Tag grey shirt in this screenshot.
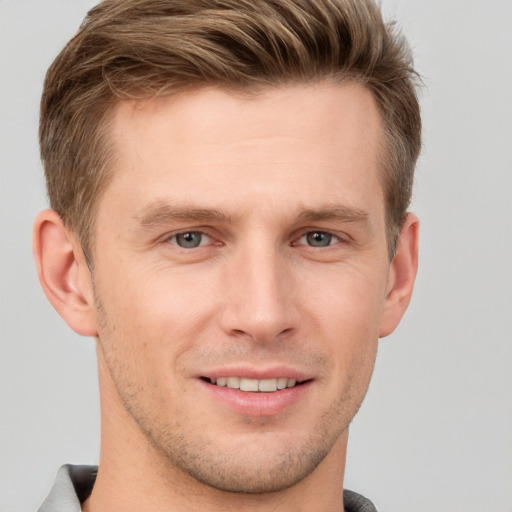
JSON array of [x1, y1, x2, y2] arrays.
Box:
[[39, 464, 378, 512]]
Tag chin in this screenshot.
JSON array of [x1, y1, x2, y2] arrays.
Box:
[[150, 420, 344, 494], [175, 445, 329, 494]]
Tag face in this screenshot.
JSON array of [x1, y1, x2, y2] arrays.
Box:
[[91, 83, 393, 492]]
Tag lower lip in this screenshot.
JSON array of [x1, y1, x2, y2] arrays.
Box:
[[200, 380, 313, 417]]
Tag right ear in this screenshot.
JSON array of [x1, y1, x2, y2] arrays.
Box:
[[33, 209, 98, 337]]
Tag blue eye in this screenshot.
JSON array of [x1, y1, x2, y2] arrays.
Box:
[[171, 231, 208, 249], [300, 231, 337, 247]]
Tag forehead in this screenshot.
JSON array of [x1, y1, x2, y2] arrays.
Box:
[[104, 82, 385, 220], [112, 81, 382, 151]]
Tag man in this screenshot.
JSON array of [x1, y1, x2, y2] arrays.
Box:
[[33, 0, 420, 510]]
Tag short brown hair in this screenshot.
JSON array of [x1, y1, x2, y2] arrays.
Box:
[[40, 0, 421, 261]]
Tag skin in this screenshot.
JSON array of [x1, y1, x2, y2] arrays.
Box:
[[34, 82, 419, 512]]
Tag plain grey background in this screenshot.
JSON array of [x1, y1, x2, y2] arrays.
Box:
[[1, 1, 511, 511]]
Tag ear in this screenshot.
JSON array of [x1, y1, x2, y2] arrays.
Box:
[[379, 213, 419, 338], [33, 209, 98, 337]]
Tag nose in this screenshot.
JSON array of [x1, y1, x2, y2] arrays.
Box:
[[218, 242, 299, 344]]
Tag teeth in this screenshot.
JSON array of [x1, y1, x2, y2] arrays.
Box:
[[240, 378, 259, 392], [226, 377, 240, 389], [208, 376, 301, 392], [277, 377, 288, 389], [258, 379, 277, 392]]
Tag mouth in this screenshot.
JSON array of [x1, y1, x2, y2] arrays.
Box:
[[201, 376, 309, 393], [199, 371, 313, 416]]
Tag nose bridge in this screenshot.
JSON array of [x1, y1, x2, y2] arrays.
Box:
[[220, 235, 296, 342]]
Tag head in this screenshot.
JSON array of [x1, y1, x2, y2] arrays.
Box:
[[35, 0, 421, 505], [40, 0, 420, 264]]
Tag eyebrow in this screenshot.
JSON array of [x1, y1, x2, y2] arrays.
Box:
[[135, 201, 233, 227], [296, 206, 370, 225]]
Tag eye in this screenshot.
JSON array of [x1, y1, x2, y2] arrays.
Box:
[[298, 231, 339, 248], [169, 231, 211, 249]]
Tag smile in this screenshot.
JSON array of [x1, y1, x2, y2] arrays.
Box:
[[204, 376, 303, 392]]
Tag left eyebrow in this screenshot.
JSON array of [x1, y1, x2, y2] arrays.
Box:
[[296, 205, 370, 225]]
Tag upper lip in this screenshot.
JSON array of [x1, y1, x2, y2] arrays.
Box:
[[197, 365, 312, 382]]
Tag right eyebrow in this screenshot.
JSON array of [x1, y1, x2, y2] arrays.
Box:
[[134, 201, 233, 227]]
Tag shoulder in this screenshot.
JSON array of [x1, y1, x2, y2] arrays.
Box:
[[343, 489, 378, 512], [38, 465, 97, 512]]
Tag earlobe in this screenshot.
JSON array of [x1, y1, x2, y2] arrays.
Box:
[[379, 213, 419, 338], [33, 209, 98, 337]]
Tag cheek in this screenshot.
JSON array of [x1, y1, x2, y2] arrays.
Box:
[[304, 260, 387, 324], [302, 264, 386, 370], [94, 262, 218, 368]]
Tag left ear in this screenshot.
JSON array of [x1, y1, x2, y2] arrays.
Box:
[[379, 213, 419, 338]]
